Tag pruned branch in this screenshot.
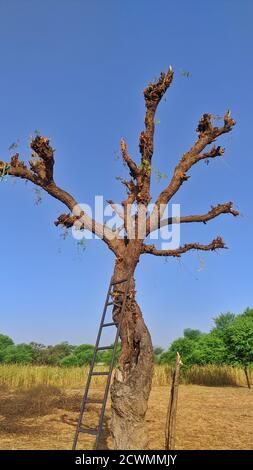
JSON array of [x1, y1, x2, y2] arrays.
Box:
[[0, 137, 118, 252], [143, 66, 174, 117], [141, 67, 174, 164], [1, 68, 238, 259], [147, 202, 239, 234], [137, 67, 174, 205], [120, 138, 140, 181], [157, 112, 234, 205], [141, 236, 226, 257], [118, 67, 174, 236], [29, 135, 55, 183], [147, 110, 235, 227]]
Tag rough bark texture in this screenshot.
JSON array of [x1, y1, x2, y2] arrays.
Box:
[[110, 251, 154, 450]]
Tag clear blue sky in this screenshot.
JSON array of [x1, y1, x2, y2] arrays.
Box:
[[0, 0, 252, 349]]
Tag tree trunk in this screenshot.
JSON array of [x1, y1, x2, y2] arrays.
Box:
[[110, 252, 154, 449], [244, 367, 251, 389]]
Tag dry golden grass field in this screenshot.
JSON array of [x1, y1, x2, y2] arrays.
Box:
[[0, 365, 252, 450]]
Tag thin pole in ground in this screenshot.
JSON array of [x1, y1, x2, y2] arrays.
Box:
[[165, 351, 182, 450]]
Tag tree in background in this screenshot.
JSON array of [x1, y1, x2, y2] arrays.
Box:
[[0, 334, 121, 368], [223, 312, 253, 388], [160, 329, 204, 365], [213, 312, 236, 331], [160, 309, 252, 388], [60, 344, 94, 367], [0, 68, 238, 449], [0, 334, 14, 350], [0, 334, 14, 362], [160, 318, 233, 367], [60, 343, 121, 367], [189, 331, 227, 365], [153, 346, 164, 363], [29, 341, 74, 365], [243, 308, 253, 319], [183, 328, 202, 341], [29, 342, 47, 364], [1, 343, 33, 364], [0, 334, 33, 364]]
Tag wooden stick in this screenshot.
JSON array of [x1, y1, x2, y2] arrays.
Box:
[[165, 352, 182, 450], [244, 366, 251, 389]]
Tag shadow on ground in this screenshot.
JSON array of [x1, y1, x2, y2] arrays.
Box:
[[0, 384, 111, 449]]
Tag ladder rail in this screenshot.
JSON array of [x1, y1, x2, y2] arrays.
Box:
[[72, 277, 114, 450], [72, 275, 131, 450], [95, 276, 131, 449]]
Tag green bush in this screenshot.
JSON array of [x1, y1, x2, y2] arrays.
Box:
[[2, 344, 33, 364]]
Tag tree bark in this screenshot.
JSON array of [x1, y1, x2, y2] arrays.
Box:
[[244, 367, 251, 389], [110, 252, 154, 450]]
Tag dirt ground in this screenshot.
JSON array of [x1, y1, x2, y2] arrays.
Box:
[[0, 384, 252, 450]]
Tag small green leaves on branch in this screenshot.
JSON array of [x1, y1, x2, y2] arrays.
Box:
[[155, 169, 167, 184], [139, 159, 151, 175]]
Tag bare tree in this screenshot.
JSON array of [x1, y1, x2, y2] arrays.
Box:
[[0, 67, 239, 449]]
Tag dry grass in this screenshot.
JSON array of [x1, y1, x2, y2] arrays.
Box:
[[0, 364, 251, 389], [148, 385, 253, 450], [0, 364, 252, 450], [0, 364, 109, 389], [0, 383, 252, 450], [182, 365, 250, 386]]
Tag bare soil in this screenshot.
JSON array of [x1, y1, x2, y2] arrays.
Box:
[[0, 384, 252, 450]]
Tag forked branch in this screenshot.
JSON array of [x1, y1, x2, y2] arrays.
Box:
[[120, 67, 174, 206], [142, 236, 226, 257], [147, 201, 239, 234], [153, 111, 235, 213], [0, 136, 117, 251]]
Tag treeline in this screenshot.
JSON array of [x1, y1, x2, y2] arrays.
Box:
[[157, 308, 253, 387], [0, 337, 121, 367], [1, 308, 252, 374]]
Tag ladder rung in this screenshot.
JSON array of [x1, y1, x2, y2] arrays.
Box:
[[109, 289, 125, 296], [73, 275, 130, 450], [102, 322, 117, 327], [107, 301, 122, 307], [92, 371, 109, 376], [79, 427, 97, 436], [111, 278, 128, 285], [85, 398, 104, 404]]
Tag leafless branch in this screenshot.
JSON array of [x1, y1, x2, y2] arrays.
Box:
[[137, 67, 174, 205], [152, 111, 235, 215], [147, 201, 239, 234], [144, 111, 236, 234], [141, 236, 226, 257], [0, 136, 117, 252]]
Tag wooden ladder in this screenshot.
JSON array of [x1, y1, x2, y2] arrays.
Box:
[[72, 275, 131, 450]]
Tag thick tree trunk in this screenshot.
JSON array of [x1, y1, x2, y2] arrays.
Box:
[[110, 252, 154, 449]]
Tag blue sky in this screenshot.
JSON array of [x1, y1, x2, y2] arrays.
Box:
[[0, 0, 252, 349]]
